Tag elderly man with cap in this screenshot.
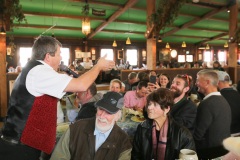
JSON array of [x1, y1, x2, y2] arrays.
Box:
[[217, 71, 240, 137], [50, 92, 132, 160]]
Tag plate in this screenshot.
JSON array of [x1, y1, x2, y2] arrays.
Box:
[[57, 123, 70, 133], [131, 116, 145, 122]]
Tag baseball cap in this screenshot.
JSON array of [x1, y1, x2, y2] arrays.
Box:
[[217, 71, 230, 81], [95, 91, 124, 114]]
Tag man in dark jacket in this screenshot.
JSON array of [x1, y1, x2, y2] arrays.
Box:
[[217, 71, 240, 136], [51, 92, 132, 160], [194, 69, 231, 159], [170, 74, 197, 133], [75, 82, 102, 120]]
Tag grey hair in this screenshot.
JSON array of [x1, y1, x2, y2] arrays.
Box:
[[31, 36, 62, 60], [197, 69, 219, 86]]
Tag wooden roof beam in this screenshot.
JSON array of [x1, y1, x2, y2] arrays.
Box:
[[87, 0, 139, 39], [198, 33, 229, 44], [164, 6, 227, 37]]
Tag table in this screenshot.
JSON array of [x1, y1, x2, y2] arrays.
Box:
[[117, 115, 141, 139]]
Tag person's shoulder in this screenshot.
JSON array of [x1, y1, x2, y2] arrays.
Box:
[[124, 90, 134, 96], [73, 117, 95, 126], [184, 99, 197, 108], [123, 79, 128, 84], [82, 101, 96, 108], [170, 117, 192, 134]]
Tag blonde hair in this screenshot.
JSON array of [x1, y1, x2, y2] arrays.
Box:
[[110, 79, 122, 89]]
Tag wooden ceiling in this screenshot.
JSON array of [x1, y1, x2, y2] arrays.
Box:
[[7, 0, 240, 46]]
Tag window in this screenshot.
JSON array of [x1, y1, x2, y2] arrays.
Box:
[[186, 55, 193, 62], [178, 55, 185, 63], [218, 50, 226, 62], [19, 47, 32, 67], [61, 48, 70, 66], [126, 49, 137, 66], [100, 49, 114, 60], [19, 47, 70, 67], [203, 50, 212, 62]]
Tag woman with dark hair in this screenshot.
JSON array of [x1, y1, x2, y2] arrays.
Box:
[[213, 61, 224, 71], [131, 88, 195, 160], [159, 73, 171, 88]]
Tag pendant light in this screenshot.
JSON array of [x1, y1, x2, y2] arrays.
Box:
[[224, 42, 228, 48], [112, 40, 117, 47], [0, 26, 6, 34], [205, 44, 210, 50], [126, 9, 131, 45], [181, 41, 186, 47], [157, 37, 162, 43], [82, 2, 91, 35], [112, 22, 117, 47], [166, 43, 170, 49], [126, 37, 131, 44]]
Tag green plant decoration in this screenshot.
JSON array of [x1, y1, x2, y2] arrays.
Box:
[[82, 3, 90, 16], [148, 0, 190, 36], [0, 0, 27, 56], [0, 0, 27, 29], [8, 35, 16, 56]]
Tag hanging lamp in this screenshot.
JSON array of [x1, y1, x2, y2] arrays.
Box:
[[82, 18, 91, 35], [126, 37, 131, 44], [205, 44, 210, 50], [166, 42, 170, 49], [82, 2, 91, 35], [0, 26, 6, 35], [112, 40, 117, 47], [224, 42, 228, 48], [181, 41, 186, 47], [157, 37, 162, 43]]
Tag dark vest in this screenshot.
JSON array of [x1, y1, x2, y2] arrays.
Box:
[[2, 60, 58, 154]]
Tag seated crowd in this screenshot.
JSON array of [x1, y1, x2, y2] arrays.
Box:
[[53, 67, 240, 160], [4, 36, 240, 160]]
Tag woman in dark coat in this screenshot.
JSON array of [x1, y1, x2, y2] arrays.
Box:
[[131, 88, 195, 160]]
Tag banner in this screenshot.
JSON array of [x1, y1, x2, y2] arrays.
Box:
[[92, 8, 106, 16]]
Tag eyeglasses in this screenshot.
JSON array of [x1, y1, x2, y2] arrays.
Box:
[[176, 74, 191, 87]]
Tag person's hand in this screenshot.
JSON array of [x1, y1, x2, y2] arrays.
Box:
[[96, 54, 115, 71], [147, 82, 160, 92], [134, 106, 143, 111]]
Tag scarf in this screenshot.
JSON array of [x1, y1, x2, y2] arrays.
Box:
[[152, 118, 169, 160]]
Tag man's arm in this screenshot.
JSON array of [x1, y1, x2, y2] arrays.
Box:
[[123, 92, 131, 108], [173, 103, 197, 130], [193, 103, 213, 147], [50, 128, 71, 160], [64, 55, 115, 93], [118, 148, 132, 160]]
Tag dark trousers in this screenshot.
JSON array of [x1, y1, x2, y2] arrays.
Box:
[[0, 138, 41, 160]]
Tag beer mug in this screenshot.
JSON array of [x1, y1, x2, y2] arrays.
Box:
[[179, 149, 198, 160], [190, 94, 198, 102]]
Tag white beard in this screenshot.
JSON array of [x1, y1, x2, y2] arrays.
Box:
[[95, 117, 115, 133]]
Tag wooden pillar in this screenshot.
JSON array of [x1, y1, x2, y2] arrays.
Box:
[[228, 1, 238, 83], [0, 33, 7, 117], [146, 39, 156, 70], [146, 0, 156, 70]]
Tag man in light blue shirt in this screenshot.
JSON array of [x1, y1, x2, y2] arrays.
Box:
[[51, 92, 132, 160]]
